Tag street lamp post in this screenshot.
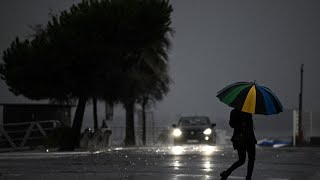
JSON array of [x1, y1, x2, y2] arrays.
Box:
[[298, 64, 304, 145]]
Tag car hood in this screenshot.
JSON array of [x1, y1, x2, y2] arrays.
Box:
[[178, 125, 210, 131]]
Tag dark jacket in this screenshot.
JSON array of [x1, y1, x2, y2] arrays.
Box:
[[229, 109, 257, 148]]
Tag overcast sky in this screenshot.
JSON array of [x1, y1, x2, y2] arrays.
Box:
[[1, 0, 320, 130]]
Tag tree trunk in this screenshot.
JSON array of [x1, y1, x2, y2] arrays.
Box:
[[124, 100, 136, 146], [142, 98, 147, 145], [93, 97, 98, 130], [105, 101, 113, 121], [66, 96, 88, 150]]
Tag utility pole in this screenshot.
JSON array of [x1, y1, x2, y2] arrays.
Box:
[[298, 64, 304, 145]]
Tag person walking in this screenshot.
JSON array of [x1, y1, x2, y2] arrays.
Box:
[[220, 108, 257, 180]]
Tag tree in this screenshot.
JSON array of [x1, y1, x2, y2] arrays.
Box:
[[0, 0, 117, 149], [137, 18, 173, 145], [139, 68, 170, 145], [0, 0, 173, 148], [92, 97, 99, 130], [112, 0, 172, 146]]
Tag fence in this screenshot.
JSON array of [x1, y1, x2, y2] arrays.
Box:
[[0, 120, 61, 150]]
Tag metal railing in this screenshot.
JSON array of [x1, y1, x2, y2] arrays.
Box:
[[0, 120, 61, 149], [1, 123, 172, 149]]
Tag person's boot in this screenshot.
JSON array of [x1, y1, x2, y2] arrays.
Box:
[[220, 171, 230, 180], [246, 176, 251, 180]]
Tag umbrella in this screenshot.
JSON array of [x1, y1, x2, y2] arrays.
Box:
[[217, 82, 283, 115]]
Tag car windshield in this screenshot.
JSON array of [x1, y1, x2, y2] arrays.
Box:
[[178, 117, 210, 126]]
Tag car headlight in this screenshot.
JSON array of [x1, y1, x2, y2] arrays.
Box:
[[203, 128, 212, 135], [173, 128, 182, 137]]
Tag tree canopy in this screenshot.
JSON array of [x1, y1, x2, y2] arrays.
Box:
[[0, 0, 173, 148]]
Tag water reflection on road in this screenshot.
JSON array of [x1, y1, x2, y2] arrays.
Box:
[[0, 145, 318, 180], [170, 145, 219, 156]]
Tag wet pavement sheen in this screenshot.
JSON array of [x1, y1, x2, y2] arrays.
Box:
[[0, 145, 319, 180]]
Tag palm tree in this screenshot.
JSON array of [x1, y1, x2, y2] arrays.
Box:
[[138, 70, 170, 145], [108, 0, 173, 146]]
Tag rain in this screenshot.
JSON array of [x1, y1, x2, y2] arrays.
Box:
[[1, 0, 320, 180]]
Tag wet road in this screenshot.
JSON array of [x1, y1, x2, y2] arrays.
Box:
[[0, 145, 319, 180]]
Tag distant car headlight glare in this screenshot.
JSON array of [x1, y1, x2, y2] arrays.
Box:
[[203, 128, 212, 135], [173, 128, 182, 137]]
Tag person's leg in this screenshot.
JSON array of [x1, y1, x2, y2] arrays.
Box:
[[246, 144, 256, 179], [220, 148, 246, 179], [228, 148, 246, 173]]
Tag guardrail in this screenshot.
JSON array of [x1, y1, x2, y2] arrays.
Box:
[[0, 120, 61, 149]]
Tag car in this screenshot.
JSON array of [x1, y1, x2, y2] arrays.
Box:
[[172, 116, 216, 145]]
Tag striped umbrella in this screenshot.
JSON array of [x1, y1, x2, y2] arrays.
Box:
[[217, 82, 283, 115]]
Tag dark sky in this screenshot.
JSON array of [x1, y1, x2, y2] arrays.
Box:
[[1, 0, 320, 128]]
